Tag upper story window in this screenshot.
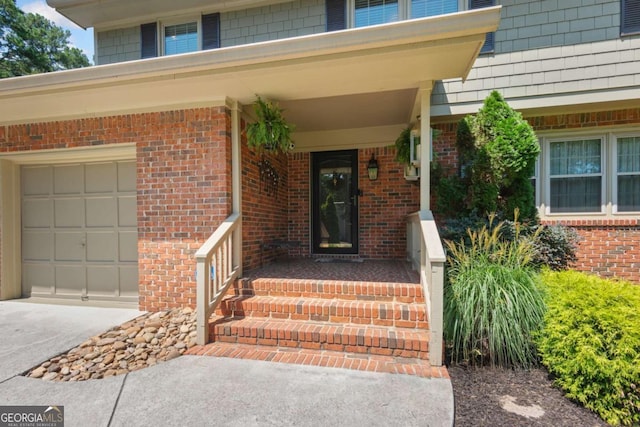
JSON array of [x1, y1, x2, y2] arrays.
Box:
[[411, 0, 458, 19], [621, 0, 640, 36], [164, 22, 199, 56], [344, 0, 494, 52], [352, 0, 461, 27], [141, 13, 220, 59], [354, 0, 399, 27]]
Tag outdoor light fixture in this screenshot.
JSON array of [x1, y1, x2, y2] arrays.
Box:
[[367, 154, 379, 181]]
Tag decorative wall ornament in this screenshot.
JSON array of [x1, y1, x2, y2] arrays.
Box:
[[258, 158, 280, 199]]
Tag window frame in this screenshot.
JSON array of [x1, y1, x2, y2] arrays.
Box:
[[348, 0, 465, 28], [544, 134, 606, 216], [159, 15, 202, 57], [612, 132, 640, 214]]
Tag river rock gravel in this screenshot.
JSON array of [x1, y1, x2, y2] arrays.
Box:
[[25, 307, 197, 382]]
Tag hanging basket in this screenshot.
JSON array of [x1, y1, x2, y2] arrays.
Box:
[[246, 96, 295, 154]]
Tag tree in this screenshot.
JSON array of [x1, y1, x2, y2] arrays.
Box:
[[433, 91, 540, 221], [1, 0, 90, 78]]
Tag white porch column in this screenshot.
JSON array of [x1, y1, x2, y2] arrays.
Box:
[[419, 82, 432, 211], [230, 100, 242, 277]]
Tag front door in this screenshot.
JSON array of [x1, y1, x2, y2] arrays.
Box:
[[312, 150, 359, 254]]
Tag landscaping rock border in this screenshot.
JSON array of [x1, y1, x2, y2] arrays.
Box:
[[26, 307, 197, 382]]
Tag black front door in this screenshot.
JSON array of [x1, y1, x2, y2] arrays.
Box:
[[312, 150, 358, 254]]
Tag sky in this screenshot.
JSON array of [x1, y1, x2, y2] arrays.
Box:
[[16, 0, 95, 63]]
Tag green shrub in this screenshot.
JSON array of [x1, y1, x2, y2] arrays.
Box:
[[537, 271, 640, 425], [531, 224, 579, 270], [439, 218, 579, 272], [450, 91, 540, 221], [444, 214, 545, 368]]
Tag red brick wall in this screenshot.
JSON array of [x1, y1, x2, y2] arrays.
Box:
[[432, 107, 640, 282], [288, 152, 311, 257], [136, 109, 232, 311], [286, 147, 419, 259], [542, 219, 640, 282], [0, 107, 232, 310], [241, 127, 289, 271]]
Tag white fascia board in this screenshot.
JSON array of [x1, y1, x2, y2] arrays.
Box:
[[0, 7, 500, 97]]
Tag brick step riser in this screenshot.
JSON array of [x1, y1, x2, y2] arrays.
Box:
[[234, 280, 425, 304], [209, 319, 430, 360], [215, 300, 429, 330]]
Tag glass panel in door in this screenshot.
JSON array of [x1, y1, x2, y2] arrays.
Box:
[[312, 150, 359, 254]]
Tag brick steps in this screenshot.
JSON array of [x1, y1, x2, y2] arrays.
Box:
[[217, 295, 428, 329], [204, 277, 432, 375], [209, 317, 430, 359], [186, 342, 448, 379], [235, 278, 424, 303]]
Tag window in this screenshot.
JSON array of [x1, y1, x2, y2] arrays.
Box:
[[540, 132, 640, 216], [140, 13, 220, 59], [164, 22, 199, 56], [349, 0, 494, 52], [352, 0, 463, 27], [548, 138, 603, 213], [616, 136, 640, 212], [354, 0, 400, 27], [411, 0, 458, 19], [621, 0, 640, 35]]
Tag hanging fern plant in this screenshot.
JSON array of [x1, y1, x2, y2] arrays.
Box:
[[394, 126, 413, 165], [246, 95, 295, 154]]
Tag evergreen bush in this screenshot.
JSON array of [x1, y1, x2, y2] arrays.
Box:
[[537, 271, 640, 425]]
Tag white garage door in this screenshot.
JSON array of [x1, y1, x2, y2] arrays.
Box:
[[21, 161, 138, 302]]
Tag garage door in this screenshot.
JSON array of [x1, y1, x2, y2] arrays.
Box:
[[21, 161, 138, 302]]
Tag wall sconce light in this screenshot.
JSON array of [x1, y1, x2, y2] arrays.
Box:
[[367, 153, 379, 181]]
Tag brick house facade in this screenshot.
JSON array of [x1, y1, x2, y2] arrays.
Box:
[[2, 0, 640, 313]]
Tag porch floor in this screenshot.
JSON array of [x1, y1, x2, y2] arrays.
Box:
[[187, 258, 449, 378], [244, 257, 420, 283]]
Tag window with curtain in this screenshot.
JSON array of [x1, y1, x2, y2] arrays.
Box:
[[411, 0, 458, 19], [549, 139, 603, 213], [164, 22, 198, 56], [354, 0, 399, 27], [617, 136, 640, 212]]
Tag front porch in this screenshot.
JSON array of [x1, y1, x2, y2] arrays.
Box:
[[190, 258, 448, 378]]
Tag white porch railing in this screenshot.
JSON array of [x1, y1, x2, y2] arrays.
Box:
[[407, 210, 446, 366], [196, 212, 242, 345]]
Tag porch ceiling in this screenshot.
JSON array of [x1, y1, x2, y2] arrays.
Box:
[[0, 8, 501, 149]]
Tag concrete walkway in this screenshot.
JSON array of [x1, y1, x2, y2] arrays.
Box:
[[0, 300, 454, 427]]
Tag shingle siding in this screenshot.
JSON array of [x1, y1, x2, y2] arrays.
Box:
[[220, 0, 325, 47], [96, 26, 141, 65], [432, 0, 640, 112]]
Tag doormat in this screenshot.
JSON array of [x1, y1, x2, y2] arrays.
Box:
[[314, 258, 364, 263]]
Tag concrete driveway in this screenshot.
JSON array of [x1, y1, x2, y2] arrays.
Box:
[[0, 300, 454, 427]]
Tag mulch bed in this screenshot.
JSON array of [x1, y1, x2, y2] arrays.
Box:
[[449, 365, 608, 426]]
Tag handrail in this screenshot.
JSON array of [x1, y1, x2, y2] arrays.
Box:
[[407, 210, 446, 366], [196, 212, 242, 345]]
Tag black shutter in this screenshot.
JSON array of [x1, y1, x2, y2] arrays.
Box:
[[326, 0, 346, 32], [469, 0, 495, 53], [202, 13, 221, 50], [140, 22, 158, 58], [622, 0, 640, 35]]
